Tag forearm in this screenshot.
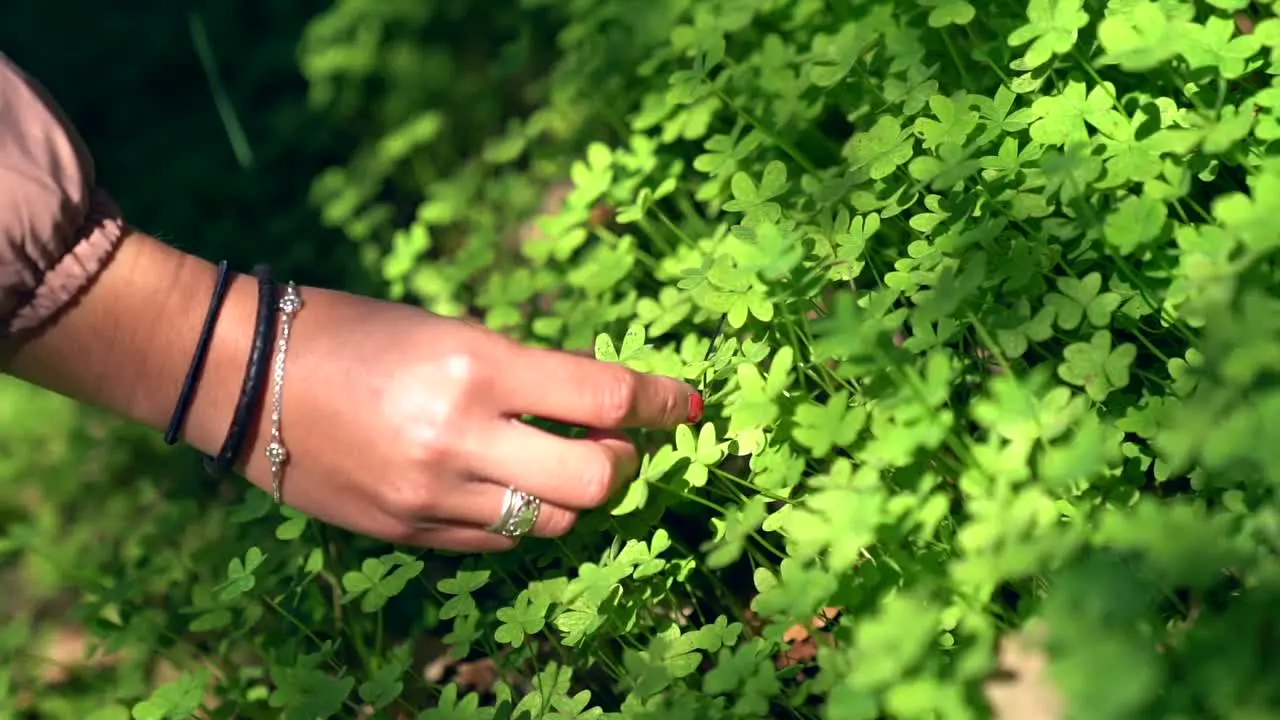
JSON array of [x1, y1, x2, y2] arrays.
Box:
[[7, 230, 266, 462]]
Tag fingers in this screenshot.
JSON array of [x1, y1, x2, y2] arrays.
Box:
[[502, 346, 701, 429], [395, 522, 519, 553], [467, 420, 640, 509], [426, 478, 581, 538], [422, 423, 635, 533], [389, 424, 636, 545]]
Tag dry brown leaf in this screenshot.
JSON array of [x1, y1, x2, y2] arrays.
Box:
[[415, 636, 453, 684], [1237, 12, 1256, 35], [983, 628, 1064, 720], [776, 607, 841, 669], [454, 657, 499, 693], [38, 625, 124, 684]]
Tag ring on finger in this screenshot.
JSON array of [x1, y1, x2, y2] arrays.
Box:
[[487, 486, 542, 538]]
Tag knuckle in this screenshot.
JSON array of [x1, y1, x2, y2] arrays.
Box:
[[406, 429, 458, 469], [438, 350, 486, 395], [381, 476, 439, 518], [578, 446, 619, 507], [594, 366, 638, 426], [394, 403, 469, 471], [382, 351, 487, 456]]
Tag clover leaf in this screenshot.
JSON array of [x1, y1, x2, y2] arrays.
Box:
[[1180, 16, 1261, 79], [723, 160, 790, 223], [1008, 0, 1090, 70], [1097, 0, 1185, 71], [674, 422, 726, 487], [1046, 272, 1123, 330], [919, 0, 975, 28], [131, 670, 209, 720], [269, 659, 356, 720], [845, 116, 916, 180], [215, 546, 265, 602], [792, 390, 869, 457], [341, 553, 425, 613], [358, 656, 407, 710], [495, 588, 551, 647], [1104, 194, 1168, 255], [1058, 330, 1138, 401]]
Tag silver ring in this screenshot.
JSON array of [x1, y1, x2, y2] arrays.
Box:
[[488, 487, 542, 538]]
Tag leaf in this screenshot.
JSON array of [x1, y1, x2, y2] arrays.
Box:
[[1046, 272, 1122, 330], [269, 662, 356, 720], [359, 661, 406, 710], [341, 554, 425, 612], [1058, 330, 1138, 401], [1008, 0, 1090, 70], [131, 670, 209, 720], [189, 610, 233, 633], [723, 161, 790, 222], [495, 590, 550, 647], [1097, 1, 1184, 71], [1029, 80, 1120, 146], [1104, 195, 1167, 255], [216, 547, 265, 602], [809, 23, 874, 87], [621, 324, 646, 357], [568, 142, 614, 207], [416, 684, 492, 720], [275, 507, 309, 541], [792, 391, 868, 457], [594, 333, 618, 363], [850, 593, 940, 689], [1180, 16, 1261, 79], [439, 570, 491, 596], [695, 422, 723, 466], [845, 116, 916, 180], [919, 0, 976, 28]]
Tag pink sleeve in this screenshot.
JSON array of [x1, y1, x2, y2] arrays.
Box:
[[0, 53, 125, 341]]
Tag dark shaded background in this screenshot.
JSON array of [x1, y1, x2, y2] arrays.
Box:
[[3, 0, 365, 291]]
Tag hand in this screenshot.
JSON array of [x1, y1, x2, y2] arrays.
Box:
[[8, 232, 701, 553], [233, 287, 702, 552]]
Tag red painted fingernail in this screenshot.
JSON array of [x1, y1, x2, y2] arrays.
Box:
[[687, 393, 704, 424]]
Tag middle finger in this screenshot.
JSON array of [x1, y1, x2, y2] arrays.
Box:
[[462, 419, 640, 510]]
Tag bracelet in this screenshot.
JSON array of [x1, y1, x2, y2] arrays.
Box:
[[164, 260, 232, 445], [264, 281, 303, 503], [204, 265, 277, 477]]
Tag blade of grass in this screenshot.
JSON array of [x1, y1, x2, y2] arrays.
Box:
[[188, 11, 254, 168]]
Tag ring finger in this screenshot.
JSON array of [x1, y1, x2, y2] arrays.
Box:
[[465, 419, 640, 510], [405, 474, 579, 538], [408, 422, 636, 537], [399, 521, 521, 553], [440, 479, 580, 538]]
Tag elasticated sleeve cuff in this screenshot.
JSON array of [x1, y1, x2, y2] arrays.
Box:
[[0, 53, 125, 341]]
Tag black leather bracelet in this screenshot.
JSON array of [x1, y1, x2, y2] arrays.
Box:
[[164, 260, 232, 445], [203, 264, 277, 477]]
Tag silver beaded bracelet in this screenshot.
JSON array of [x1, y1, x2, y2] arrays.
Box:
[[265, 281, 303, 503]]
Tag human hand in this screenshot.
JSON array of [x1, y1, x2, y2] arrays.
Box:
[[232, 287, 702, 552], [7, 232, 699, 553]]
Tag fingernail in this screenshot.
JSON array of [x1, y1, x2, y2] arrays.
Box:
[[687, 393, 704, 424]]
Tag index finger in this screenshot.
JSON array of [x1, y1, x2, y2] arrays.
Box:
[[501, 346, 701, 429]]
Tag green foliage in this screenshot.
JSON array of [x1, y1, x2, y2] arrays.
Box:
[[12, 0, 1280, 718]]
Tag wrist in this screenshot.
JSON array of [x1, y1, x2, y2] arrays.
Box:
[[8, 231, 269, 463], [173, 263, 272, 463]]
